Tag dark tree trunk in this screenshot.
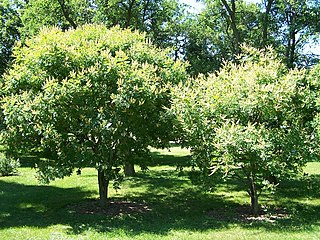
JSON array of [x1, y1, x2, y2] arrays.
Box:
[[262, 0, 274, 47], [142, 0, 150, 23], [248, 177, 259, 216], [98, 169, 109, 207], [125, 0, 136, 28], [221, 0, 241, 55], [284, 4, 297, 69], [57, 0, 77, 29], [124, 163, 136, 177], [288, 30, 296, 69]]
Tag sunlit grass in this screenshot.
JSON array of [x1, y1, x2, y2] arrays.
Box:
[[0, 147, 319, 239]]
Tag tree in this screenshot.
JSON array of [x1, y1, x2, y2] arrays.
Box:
[[185, 0, 320, 75], [16, 0, 186, 177], [271, 0, 320, 68], [171, 47, 313, 215], [184, 0, 261, 75], [1, 25, 187, 206], [20, 0, 94, 37], [308, 63, 320, 155], [0, 0, 23, 77]]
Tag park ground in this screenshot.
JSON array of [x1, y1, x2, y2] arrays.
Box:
[[0, 146, 319, 240]]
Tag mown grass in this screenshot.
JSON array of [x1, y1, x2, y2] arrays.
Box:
[[0, 147, 319, 239]]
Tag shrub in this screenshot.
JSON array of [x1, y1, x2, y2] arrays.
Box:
[[0, 153, 20, 176]]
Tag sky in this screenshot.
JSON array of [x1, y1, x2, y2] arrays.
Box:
[[179, 0, 320, 55]]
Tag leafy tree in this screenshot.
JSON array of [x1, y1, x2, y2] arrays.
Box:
[[309, 63, 320, 154], [171, 47, 313, 215], [1, 25, 187, 206], [0, 0, 23, 77], [185, 0, 261, 75], [20, 0, 94, 37], [185, 0, 320, 75], [271, 0, 320, 68], [4, 0, 186, 176]]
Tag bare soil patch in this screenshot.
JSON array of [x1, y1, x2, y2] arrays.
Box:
[[207, 205, 289, 223], [67, 199, 152, 216]]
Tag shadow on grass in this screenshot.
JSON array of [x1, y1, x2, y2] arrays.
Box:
[[18, 155, 41, 168], [149, 152, 191, 167], [276, 174, 320, 200], [71, 170, 320, 235], [0, 170, 319, 237], [0, 180, 95, 229]]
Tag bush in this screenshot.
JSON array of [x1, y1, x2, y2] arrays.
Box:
[[0, 153, 20, 176]]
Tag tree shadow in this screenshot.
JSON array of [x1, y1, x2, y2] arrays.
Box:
[[17, 155, 41, 168], [68, 170, 320, 236], [0, 169, 319, 238], [149, 151, 191, 167], [0, 180, 95, 229]]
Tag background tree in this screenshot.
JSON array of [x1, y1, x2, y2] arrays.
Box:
[[184, 0, 261, 75], [20, 0, 94, 37], [0, 0, 23, 77], [171, 47, 313, 215], [271, 0, 320, 68], [1, 25, 187, 206], [19, 0, 185, 49], [184, 0, 320, 75]]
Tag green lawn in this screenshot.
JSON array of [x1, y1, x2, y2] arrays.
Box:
[[0, 147, 319, 239]]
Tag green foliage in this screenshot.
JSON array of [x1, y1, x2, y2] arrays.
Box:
[[19, 0, 185, 51], [1, 25, 187, 199], [0, 152, 20, 176], [184, 0, 320, 75], [20, 0, 94, 37], [172, 47, 314, 214], [184, 0, 263, 75], [0, 0, 23, 77], [94, 0, 184, 47], [309, 63, 320, 150], [271, 0, 320, 68]]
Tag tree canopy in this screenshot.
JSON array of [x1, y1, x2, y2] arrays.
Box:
[[171, 47, 315, 215], [1, 24, 187, 205]]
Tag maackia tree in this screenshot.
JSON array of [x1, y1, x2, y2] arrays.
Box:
[[1, 24, 187, 206], [171, 47, 315, 215]]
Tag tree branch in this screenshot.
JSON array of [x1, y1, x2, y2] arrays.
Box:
[[57, 0, 77, 29]]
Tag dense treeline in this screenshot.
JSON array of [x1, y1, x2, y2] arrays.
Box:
[[1, 0, 320, 77]]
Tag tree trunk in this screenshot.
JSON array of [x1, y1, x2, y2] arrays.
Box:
[[221, 0, 241, 54], [249, 178, 259, 216], [125, 0, 136, 28], [262, 0, 274, 47], [288, 30, 296, 69], [124, 163, 136, 177], [98, 169, 109, 207], [142, 0, 150, 23], [57, 0, 77, 29]]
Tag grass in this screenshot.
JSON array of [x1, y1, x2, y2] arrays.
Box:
[[0, 147, 319, 239]]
